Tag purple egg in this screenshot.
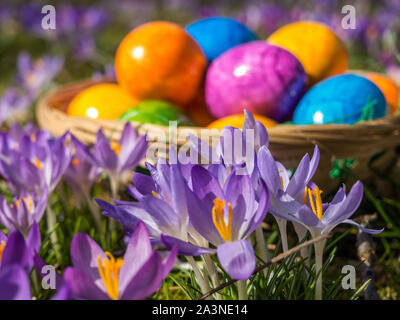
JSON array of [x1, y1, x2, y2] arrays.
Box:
[[205, 41, 307, 121]]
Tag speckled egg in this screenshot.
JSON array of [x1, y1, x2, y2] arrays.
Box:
[[186, 16, 257, 62], [292, 74, 387, 125], [205, 41, 307, 122], [267, 21, 348, 85]]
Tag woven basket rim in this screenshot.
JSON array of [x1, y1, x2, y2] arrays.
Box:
[[36, 78, 400, 141]]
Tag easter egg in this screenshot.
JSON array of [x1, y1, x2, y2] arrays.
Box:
[[205, 41, 307, 122], [185, 16, 257, 62], [357, 72, 398, 115], [119, 100, 193, 126], [207, 114, 277, 129], [67, 83, 138, 119], [115, 21, 207, 106], [184, 84, 216, 126], [267, 21, 348, 85], [292, 74, 387, 125]]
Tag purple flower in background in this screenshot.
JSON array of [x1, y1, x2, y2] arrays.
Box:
[[17, 52, 63, 97], [74, 123, 148, 193], [0, 131, 71, 195], [0, 89, 31, 125], [162, 165, 269, 280], [0, 188, 48, 237], [64, 222, 177, 300], [65, 136, 102, 200]]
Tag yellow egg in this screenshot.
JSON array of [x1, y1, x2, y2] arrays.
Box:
[[267, 21, 348, 85], [67, 83, 138, 119], [207, 114, 277, 129]]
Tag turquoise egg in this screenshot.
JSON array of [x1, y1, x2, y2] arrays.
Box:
[[292, 74, 387, 124], [185, 17, 257, 62]]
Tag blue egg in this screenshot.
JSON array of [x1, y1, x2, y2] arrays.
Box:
[[185, 17, 257, 62], [292, 74, 387, 125]]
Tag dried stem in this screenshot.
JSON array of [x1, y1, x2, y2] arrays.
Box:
[[197, 234, 330, 300]]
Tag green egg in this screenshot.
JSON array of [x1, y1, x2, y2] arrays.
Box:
[[119, 100, 193, 126]]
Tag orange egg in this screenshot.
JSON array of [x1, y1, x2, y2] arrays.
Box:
[[362, 72, 399, 115], [184, 83, 216, 126], [67, 83, 138, 119], [207, 114, 277, 129], [115, 21, 207, 106], [267, 21, 348, 85]]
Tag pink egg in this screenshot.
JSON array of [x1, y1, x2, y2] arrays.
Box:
[[205, 41, 307, 122]]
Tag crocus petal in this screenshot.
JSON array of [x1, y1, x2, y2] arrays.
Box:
[[286, 153, 310, 196], [161, 235, 215, 256], [0, 230, 6, 243], [217, 239, 255, 280], [52, 284, 70, 300], [257, 146, 282, 194], [120, 252, 164, 300], [191, 165, 224, 200], [1, 231, 30, 271], [64, 267, 109, 300], [140, 195, 183, 237], [306, 145, 320, 183], [296, 205, 324, 229], [341, 219, 384, 234], [96, 199, 140, 232], [119, 222, 153, 292], [93, 130, 118, 170], [130, 172, 156, 199], [323, 181, 364, 225], [121, 135, 148, 172], [0, 265, 31, 300], [185, 187, 223, 246], [70, 233, 106, 282], [26, 221, 40, 253], [161, 245, 178, 278]]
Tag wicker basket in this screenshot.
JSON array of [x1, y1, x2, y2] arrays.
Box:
[[37, 79, 400, 191]]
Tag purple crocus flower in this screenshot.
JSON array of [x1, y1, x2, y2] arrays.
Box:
[[64, 222, 177, 300], [257, 144, 320, 251], [0, 89, 31, 125], [283, 181, 384, 237], [0, 188, 48, 237], [0, 130, 71, 195], [65, 136, 102, 201], [162, 165, 269, 280], [17, 52, 63, 97], [189, 109, 268, 177], [73, 123, 148, 195], [97, 159, 207, 248]]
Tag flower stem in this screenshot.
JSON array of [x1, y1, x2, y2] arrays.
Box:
[[109, 175, 120, 232], [46, 203, 59, 258], [255, 226, 269, 276], [186, 256, 212, 299], [83, 188, 103, 235], [237, 280, 248, 300], [313, 238, 327, 300], [203, 254, 222, 300], [276, 217, 288, 252]]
